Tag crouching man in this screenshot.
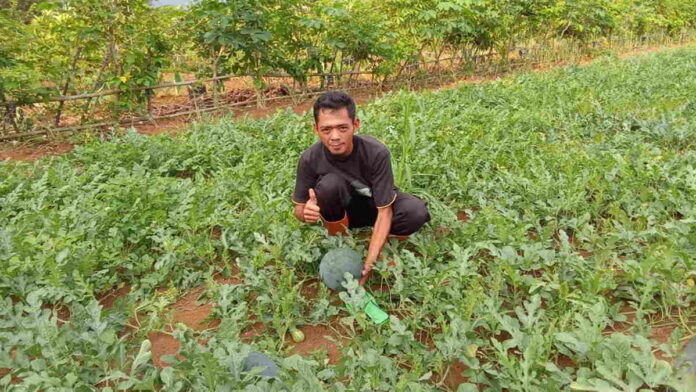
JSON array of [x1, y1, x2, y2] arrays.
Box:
[[291, 91, 430, 285]]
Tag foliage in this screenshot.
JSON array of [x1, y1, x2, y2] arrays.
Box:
[[2, 0, 694, 126]]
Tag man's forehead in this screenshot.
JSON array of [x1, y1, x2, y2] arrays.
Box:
[[316, 108, 352, 126]]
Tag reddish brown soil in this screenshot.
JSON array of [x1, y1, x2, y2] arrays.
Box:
[[169, 288, 220, 331], [229, 88, 377, 121], [368, 281, 393, 293], [98, 284, 133, 310], [0, 142, 73, 162], [604, 306, 638, 334], [650, 326, 677, 361], [41, 303, 71, 327], [300, 278, 321, 300], [145, 275, 244, 367], [148, 331, 182, 368], [134, 116, 189, 136], [414, 328, 439, 350], [434, 223, 457, 237], [215, 275, 243, 285], [603, 306, 696, 362], [289, 324, 345, 365], [241, 321, 267, 342], [440, 360, 470, 391], [0, 368, 22, 385], [456, 211, 470, 222], [556, 354, 577, 368]]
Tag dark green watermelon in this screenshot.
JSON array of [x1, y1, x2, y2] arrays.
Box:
[[319, 248, 363, 291], [243, 351, 280, 379]]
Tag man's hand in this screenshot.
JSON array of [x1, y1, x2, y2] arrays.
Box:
[[359, 264, 373, 286], [303, 188, 321, 223], [358, 205, 393, 286]]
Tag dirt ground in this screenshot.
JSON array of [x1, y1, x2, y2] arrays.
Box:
[[94, 275, 349, 370]]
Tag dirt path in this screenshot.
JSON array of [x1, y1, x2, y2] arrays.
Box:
[[1, 42, 692, 164]]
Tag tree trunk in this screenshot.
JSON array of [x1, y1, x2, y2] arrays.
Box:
[[109, 33, 122, 119], [80, 48, 114, 123], [55, 45, 83, 127], [0, 88, 18, 132], [212, 48, 219, 109]]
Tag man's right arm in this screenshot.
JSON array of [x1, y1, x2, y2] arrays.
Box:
[[293, 189, 321, 223], [293, 203, 305, 222], [293, 152, 321, 223]]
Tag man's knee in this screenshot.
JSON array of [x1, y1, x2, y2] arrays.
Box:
[[407, 200, 431, 231], [315, 173, 345, 201], [315, 173, 350, 221], [392, 196, 430, 235]]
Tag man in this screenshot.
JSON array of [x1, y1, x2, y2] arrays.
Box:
[[292, 91, 430, 285]]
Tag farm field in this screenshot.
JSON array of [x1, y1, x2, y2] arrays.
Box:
[[1, 46, 695, 391]]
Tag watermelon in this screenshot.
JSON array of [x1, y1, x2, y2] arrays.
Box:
[[319, 248, 363, 291], [243, 351, 280, 379]]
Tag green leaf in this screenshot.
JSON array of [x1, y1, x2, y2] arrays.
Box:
[[131, 339, 152, 373]]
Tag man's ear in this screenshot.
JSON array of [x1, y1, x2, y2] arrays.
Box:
[[312, 122, 319, 135], [353, 118, 360, 132]]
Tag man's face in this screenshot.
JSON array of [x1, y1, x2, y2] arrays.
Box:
[[313, 107, 360, 157]]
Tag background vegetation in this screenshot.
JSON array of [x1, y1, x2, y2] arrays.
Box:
[[1, 0, 695, 125]]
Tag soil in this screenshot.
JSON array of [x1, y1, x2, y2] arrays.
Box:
[[368, 280, 393, 293], [288, 324, 345, 365], [414, 328, 439, 350], [134, 116, 189, 136], [456, 210, 470, 222], [440, 360, 470, 391], [148, 331, 182, 368], [603, 306, 696, 362], [98, 284, 133, 310], [241, 321, 267, 342], [300, 278, 321, 300], [145, 274, 245, 367], [233, 88, 378, 120], [41, 303, 71, 327], [0, 368, 22, 385], [556, 354, 577, 368], [0, 142, 73, 162], [169, 287, 220, 331]]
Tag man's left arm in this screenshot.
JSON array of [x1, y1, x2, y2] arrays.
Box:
[[359, 205, 392, 286]]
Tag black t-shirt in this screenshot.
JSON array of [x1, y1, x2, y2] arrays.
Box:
[[292, 135, 398, 208]]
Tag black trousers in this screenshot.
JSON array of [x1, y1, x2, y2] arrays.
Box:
[[314, 173, 431, 236]]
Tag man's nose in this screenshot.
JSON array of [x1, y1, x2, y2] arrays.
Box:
[[329, 130, 341, 140]]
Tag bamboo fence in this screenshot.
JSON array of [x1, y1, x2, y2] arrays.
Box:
[[1, 31, 692, 142]]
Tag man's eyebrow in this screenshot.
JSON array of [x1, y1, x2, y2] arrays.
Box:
[[320, 123, 349, 129]]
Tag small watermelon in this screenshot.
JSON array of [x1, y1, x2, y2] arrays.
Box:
[[319, 248, 363, 291], [243, 351, 280, 379], [289, 326, 305, 343]]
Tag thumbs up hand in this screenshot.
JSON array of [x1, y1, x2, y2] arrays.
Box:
[[303, 188, 321, 223]]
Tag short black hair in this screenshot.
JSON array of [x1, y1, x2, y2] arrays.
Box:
[[313, 91, 356, 123]]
